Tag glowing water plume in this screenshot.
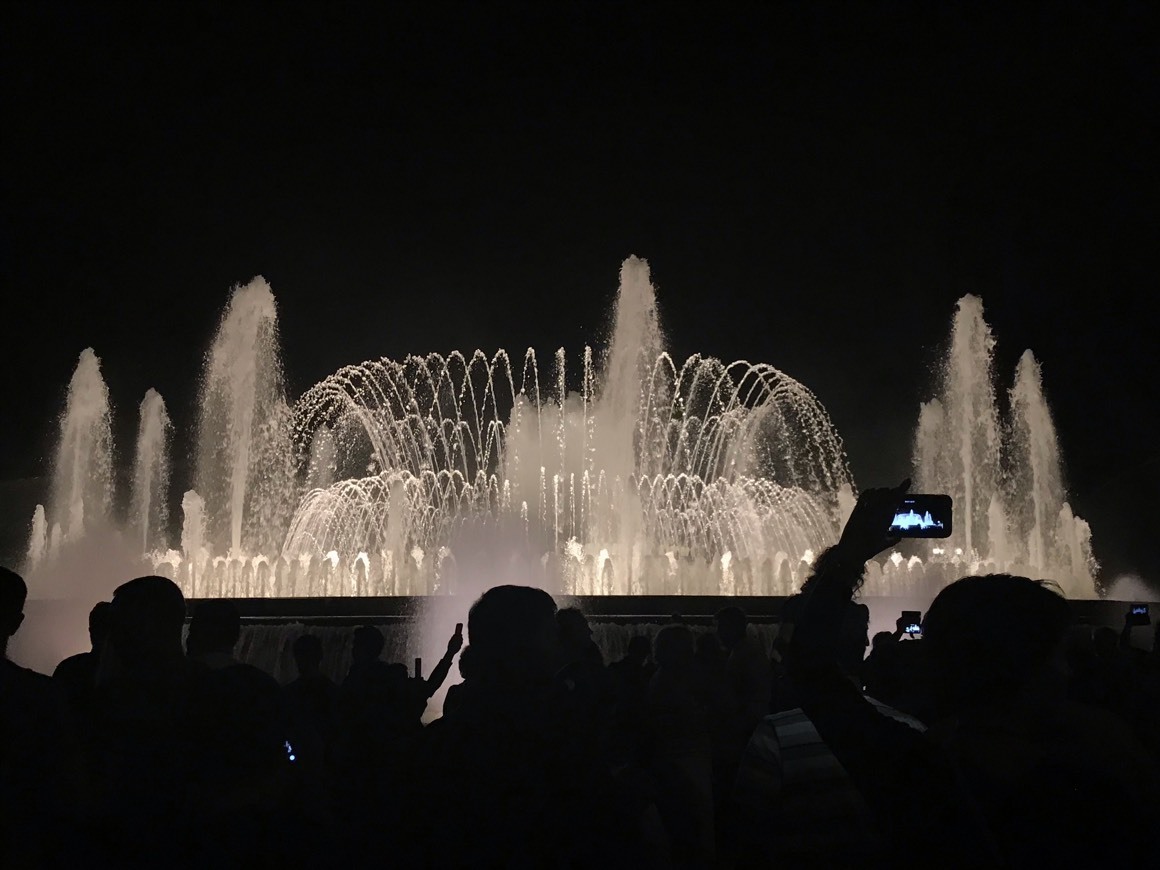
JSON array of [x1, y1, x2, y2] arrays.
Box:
[[915, 295, 1001, 560], [194, 277, 296, 556], [180, 489, 207, 595], [913, 299, 1096, 596], [27, 505, 48, 571], [1006, 351, 1096, 596], [129, 389, 172, 553], [49, 348, 114, 544]]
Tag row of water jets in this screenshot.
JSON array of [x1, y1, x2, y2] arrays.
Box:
[[24, 258, 1098, 600]]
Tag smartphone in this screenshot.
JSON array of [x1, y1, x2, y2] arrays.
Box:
[[889, 494, 952, 538], [900, 610, 922, 636], [1127, 603, 1151, 626], [455, 622, 463, 636], [414, 657, 423, 679]]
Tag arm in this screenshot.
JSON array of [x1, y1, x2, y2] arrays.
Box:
[[787, 484, 1001, 866], [423, 627, 464, 699]]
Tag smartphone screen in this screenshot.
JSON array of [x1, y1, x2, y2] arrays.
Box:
[[889, 494, 953, 538]]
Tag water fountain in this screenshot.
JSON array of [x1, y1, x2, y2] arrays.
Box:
[[129, 389, 172, 554], [911, 296, 1097, 598], [47, 348, 114, 550], [21, 261, 1098, 602]]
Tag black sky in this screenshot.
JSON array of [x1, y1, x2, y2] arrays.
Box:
[[2, 1, 1157, 579]]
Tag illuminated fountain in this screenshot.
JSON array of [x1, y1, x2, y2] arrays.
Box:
[[23, 263, 1098, 600], [906, 296, 1097, 598]]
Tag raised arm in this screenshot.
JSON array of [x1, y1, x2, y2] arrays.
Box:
[[423, 623, 464, 699], [786, 482, 1001, 867]]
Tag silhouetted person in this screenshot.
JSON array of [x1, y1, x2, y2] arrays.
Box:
[[734, 594, 925, 867], [403, 585, 649, 866], [89, 575, 199, 866], [54, 600, 113, 721], [783, 483, 1111, 867], [183, 599, 295, 863], [609, 634, 654, 696], [715, 606, 771, 732], [1, 566, 85, 867], [556, 605, 604, 668], [283, 633, 338, 763], [712, 605, 771, 846], [646, 624, 714, 866], [608, 635, 655, 763], [922, 575, 1159, 865], [335, 624, 398, 753], [553, 606, 611, 728]]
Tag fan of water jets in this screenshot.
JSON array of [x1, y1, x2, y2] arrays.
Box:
[[275, 257, 852, 597]]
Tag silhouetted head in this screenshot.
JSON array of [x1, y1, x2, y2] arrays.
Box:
[[467, 585, 557, 687], [109, 575, 186, 664], [871, 630, 896, 651], [385, 661, 408, 686], [655, 625, 695, 671], [557, 607, 592, 646], [292, 633, 324, 677], [626, 635, 651, 664], [0, 566, 28, 651], [351, 625, 385, 665], [715, 605, 747, 648], [186, 599, 241, 658], [923, 574, 1072, 714], [89, 601, 114, 650]]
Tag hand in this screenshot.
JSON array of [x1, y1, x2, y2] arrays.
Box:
[[447, 625, 464, 655], [836, 479, 910, 565]]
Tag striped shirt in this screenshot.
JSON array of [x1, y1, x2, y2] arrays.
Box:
[[733, 697, 926, 865]]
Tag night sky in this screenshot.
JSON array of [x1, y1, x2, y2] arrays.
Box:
[[2, 2, 1157, 581]]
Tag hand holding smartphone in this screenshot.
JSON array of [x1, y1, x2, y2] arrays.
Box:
[[1127, 604, 1151, 627]]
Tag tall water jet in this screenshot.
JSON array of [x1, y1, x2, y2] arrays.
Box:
[[129, 388, 172, 553], [1007, 351, 1065, 568], [27, 505, 48, 570], [592, 255, 663, 484], [1007, 350, 1096, 595], [194, 277, 294, 556], [913, 299, 1096, 597], [180, 490, 207, 596], [914, 295, 1001, 560], [49, 348, 114, 542]]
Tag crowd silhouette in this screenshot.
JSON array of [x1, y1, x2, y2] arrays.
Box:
[[2, 484, 1159, 867]]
